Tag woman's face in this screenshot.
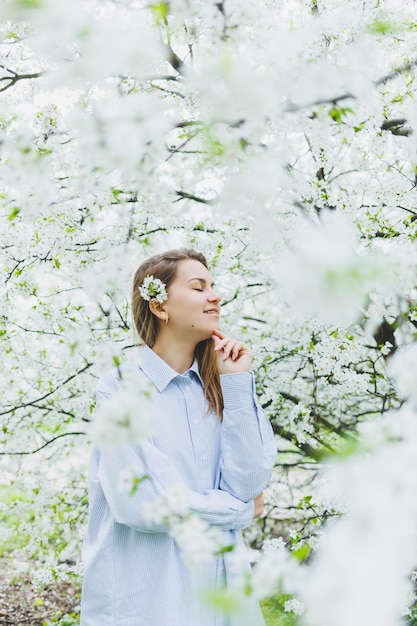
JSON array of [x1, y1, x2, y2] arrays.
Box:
[[165, 259, 221, 341]]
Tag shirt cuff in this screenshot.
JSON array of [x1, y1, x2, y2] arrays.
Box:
[[220, 372, 255, 409]]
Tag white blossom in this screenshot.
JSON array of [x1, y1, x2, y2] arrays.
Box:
[[93, 387, 153, 448], [117, 463, 142, 494], [301, 406, 417, 626], [388, 343, 417, 406], [250, 538, 305, 600], [278, 211, 390, 326], [143, 484, 189, 524], [284, 598, 305, 616], [139, 275, 168, 303], [143, 485, 224, 568], [170, 515, 223, 568]]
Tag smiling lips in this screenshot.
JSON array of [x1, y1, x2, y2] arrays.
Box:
[[204, 309, 220, 315]]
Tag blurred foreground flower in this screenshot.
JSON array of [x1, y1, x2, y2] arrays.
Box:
[[279, 211, 388, 326], [301, 405, 417, 626], [93, 376, 153, 448], [388, 343, 417, 406], [144, 484, 224, 568]]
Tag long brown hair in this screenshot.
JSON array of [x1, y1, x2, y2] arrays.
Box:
[[131, 248, 224, 417]]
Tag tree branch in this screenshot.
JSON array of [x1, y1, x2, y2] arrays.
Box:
[[271, 426, 323, 460], [375, 58, 417, 86], [0, 431, 86, 455], [0, 65, 45, 93], [174, 190, 215, 205], [162, 43, 187, 76], [286, 57, 417, 112], [381, 118, 413, 137], [0, 362, 92, 417]]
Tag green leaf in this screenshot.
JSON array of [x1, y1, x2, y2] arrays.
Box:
[[366, 17, 398, 35], [111, 187, 123, 201], [292, 543, 311, 562], [296, 495, 312, 509], [203, 588, 243, 614], [8, 207, 20, 220], [16, 0, 43, 8], [129, 475, 149, 497], [218, 544, 234, 554], [150, 2, 169, 23], [329, 106, 354, 124]]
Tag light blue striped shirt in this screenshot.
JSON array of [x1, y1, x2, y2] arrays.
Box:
[[80, 345, 277, 626]]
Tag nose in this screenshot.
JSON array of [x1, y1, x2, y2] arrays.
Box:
[[208, 288, 221, 304]]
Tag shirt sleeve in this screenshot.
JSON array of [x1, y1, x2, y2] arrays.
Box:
[[219, 372, 277, 502], [94, 390, 254, 534]]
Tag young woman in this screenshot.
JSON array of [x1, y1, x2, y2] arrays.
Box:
[[80, 248, 277, 626]]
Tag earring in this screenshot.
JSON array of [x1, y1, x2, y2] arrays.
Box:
[[165, 312, 169, 325]]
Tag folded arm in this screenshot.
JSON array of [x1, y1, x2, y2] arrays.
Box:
[[94, 389, 254, 533], [96, 440, 254, 533], [219, 373, 277, 502]]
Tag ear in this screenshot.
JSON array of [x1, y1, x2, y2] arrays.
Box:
[[148, 298, 168, 323]]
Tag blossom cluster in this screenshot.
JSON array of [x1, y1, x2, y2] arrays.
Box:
[[138, 275, 168, 303], [93, 387, 153, 448], [143, 484, 225, 568]]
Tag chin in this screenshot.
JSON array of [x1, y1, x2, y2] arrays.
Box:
[[191, 318, 220, 342], [208, 316, 220, 329], [194, 327, 215, 343]]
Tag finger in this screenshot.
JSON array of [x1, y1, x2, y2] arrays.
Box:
[[212, 335, 251, 361], [226, 341, 240, 361], [221, 340, 246, 361], [221, 339, 239, 360], [213, 336, 231, 352], [231, 340, 246, 358], [211, 334, 222, 348], [218, 339, 248, 361]]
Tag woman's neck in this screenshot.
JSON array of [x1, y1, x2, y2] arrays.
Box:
[[151, 335, 196, 374]]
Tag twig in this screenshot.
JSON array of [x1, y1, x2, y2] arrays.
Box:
[[0, 362, 92, 417], [0, 431, 87, 456], [0, 65, 45, 93]]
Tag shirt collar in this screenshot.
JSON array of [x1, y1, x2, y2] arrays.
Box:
[[138, 345, 203, 392]]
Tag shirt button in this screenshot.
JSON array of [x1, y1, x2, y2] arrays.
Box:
[[193, 419, 199, 425], [200, 455, 207, 462], [185, 385, 191, 391]]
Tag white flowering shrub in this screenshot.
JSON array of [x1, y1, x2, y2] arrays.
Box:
[[2, 0, 417, 624]]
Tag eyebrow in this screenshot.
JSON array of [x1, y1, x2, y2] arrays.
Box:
[[187, 277, 215, 287]]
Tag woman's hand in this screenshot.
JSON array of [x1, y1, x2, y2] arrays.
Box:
[[253, 492, 264, 518], [211, 329, 253, 374]]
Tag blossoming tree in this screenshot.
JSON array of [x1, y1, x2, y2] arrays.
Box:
[[1, 0, 417, 623]]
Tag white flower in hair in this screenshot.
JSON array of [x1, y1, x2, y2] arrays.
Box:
[[139, 275, 168, 303]]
